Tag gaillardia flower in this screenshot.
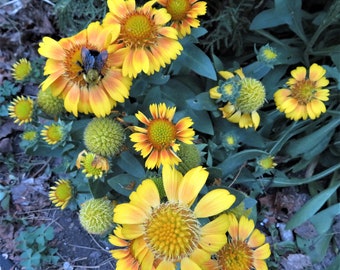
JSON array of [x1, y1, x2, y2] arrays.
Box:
[[157, 0, 207, 38], [216, 214, 271, 270], [8, 96, 34, 126], [209, 69, 266, 129], [103, 0, 183, 78], [274, 63, 329, 120], [76, 150, 109, 179], [79, 197, 114, 235], [41, 122, 66, 145], [130, 103, 195, 169], [113, 165, 236, 269], [49, 179, 73, 210], [83, 117, 125, 157], [38, 21, 132, 117], [11, 58, 32, 81]]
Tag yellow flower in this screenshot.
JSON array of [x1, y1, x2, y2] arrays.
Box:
[[130, 103, 195, 169], [8, 96, 34, 125], [103, 0, 183, 78], [11, 58, 32, 81], [256, 44, 279, 66], [22, 130, 38, 141], [258, 155, 277, 171], [157, 0, 207, 38], [38, 21, 132, 117], [216, 214, 271, 270], [37, 88, 64, 117], [40, 123, 65, 145], [76, 150, 109, 179], [49, 179, 73, 210], [113, 165, 236, 269], [274, 63, 329, 120], [210, 69, 266, 129]]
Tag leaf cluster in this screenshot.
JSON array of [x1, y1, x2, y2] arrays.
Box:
[[15, 224, 59, 270]]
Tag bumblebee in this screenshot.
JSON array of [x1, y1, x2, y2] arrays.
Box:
[[79, 47, 108, 85]]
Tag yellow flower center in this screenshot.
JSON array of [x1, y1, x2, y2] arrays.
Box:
[[81, 153, 108, 178], [166, 0, 191, 21], [235, 78, 266, 113], [263, 48, 277, 60], [121, 13, 156, 48], [45, 125, 63, 144], [147, 119, 176, 150], [226, 136, 235, 145], [144, 202, 201, 262], [13, 99, 33, 121], [23, 131, 37, 141], [218, 240, 253, 270], [12, 59, 32, 81], [290, 79, 316, 104], [55, 182, 72, 201], [259, 156, 276, 170]]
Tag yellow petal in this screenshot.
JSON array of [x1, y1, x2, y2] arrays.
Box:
[[130, 179, 160, 210], [253, 243, 271, 260], [178, 166, 208, 206], [238, 216, 255, 241], [201, 214, 229, 235], [252, 259, 269, 270], [113, 203, 148, 224], [156, 260, 175, 270], [248, 228, 266, 248], [121, 224, 145, 240], [291, 66, 306, 81], [309, 63, 325, 82], [199, 233, 227, 253], [162, 165, 182, 201], [180, 257, 201, 270], [194, 190, 235, 218]]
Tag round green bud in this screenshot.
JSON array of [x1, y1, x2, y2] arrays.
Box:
[[79, 198, 114, 235], [176, 142, 201, 174], [84, 117, 125, 157], [37, 88, 64, 117]]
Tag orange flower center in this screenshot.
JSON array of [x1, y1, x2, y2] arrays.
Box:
[[144, 202, 201, 262], [121, 12, 156, 48], [166, 0, 191, 21], [147, 119, 176, 150], [217, 240, 253, 270], [290, 79, 316, 104]]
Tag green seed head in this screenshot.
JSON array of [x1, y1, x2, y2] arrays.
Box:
[[84, 117, 125, 157]]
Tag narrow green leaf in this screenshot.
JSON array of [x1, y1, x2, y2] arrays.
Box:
[[286, 182, 340, 229], [116, 151, 145, 179], [176, 43, 217, 80], [309, 203, 340, 235]]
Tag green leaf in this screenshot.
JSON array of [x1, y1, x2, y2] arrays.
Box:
[[296, 233, 333, 263], [88, 178, 111, 198], [186, 92, 217, 111], [107, 174, 141, 197], [116, 151, 145, 179], [285, 182, 340, 229], [175, 43, 217, 80], [309, 203, 340, 235], [285, 118, 340, 160]]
